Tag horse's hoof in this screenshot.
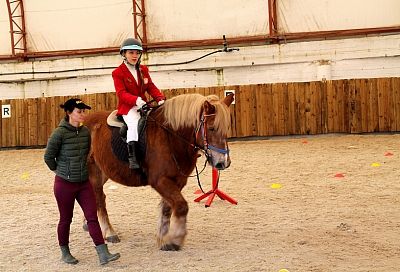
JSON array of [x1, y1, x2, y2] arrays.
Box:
[[82, 223, 88, 232], [106, 235, 120, 243], [160, 243, 180, 251]]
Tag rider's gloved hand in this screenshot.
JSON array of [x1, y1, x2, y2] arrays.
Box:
[[136, 97, 146, 108], [157, 100, 165, 106]]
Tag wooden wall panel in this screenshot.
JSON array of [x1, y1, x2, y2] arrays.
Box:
[[349, 79, 360, 133], [294, 83, 307, 134], [272, 83, 288, 136], [255, 84, 272, 136], [338, 80, 348, 133], [378, 78, 395, 131], [15, 99, 25, 146], [37, 97, 48, 146], [248, 84, 258, 136], [287, 83, 297, 135], [27, 99, 38, 146], [326, 81, 335, 133], [1, 78, 400, 148], [356, 79, 369, 132], [313, 81, 324, 134], [320, 81, 328, 134], [305, 82, 319, 134], [367, 79, 379, 132], [1, 99, 10, 147], [236, 85, 254, 137], [392, 78, 400, 131]]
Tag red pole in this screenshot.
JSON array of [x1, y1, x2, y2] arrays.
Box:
[[194, 168, 237, 207], [212, 167, 218, 188]]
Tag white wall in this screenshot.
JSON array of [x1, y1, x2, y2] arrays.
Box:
[[278, 0, 400, 32], [3, 0, 398, 56], [146, 0, 269, 42], [23, 0, 133, 52], [1, 34, 399, 99]]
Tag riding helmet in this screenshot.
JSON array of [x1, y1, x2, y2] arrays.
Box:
[[119, 38, 143, 55]]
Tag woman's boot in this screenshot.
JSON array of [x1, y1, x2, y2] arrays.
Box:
[[60, 245, 78, 264], [127, 141, 140, 169], [95, 244, 120, 265]]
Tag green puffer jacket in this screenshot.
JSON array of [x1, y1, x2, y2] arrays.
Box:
[[44, 118, 91, 182]]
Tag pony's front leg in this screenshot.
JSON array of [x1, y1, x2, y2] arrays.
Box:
[[153, 178, 188, 251], [157, 199, 172, 245], [95, 189, 120, 243]]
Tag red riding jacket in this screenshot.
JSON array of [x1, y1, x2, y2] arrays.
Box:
[[112, 63, 165, 115]]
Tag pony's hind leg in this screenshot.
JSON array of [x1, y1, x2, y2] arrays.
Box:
[[87, 158, 120, 243], [154, 177, 188, 251], [157, 199, 172, 245]]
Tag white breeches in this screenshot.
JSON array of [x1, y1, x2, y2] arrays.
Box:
[[122, 106, 141, 142]]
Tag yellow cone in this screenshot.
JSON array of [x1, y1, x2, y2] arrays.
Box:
[[271, 183, 282, 189], [21, 172, 30, 180]]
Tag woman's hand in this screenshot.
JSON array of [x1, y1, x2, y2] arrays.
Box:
[[136, 97, 146, 108]]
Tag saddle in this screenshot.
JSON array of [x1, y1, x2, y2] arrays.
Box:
[[106, 110, 147, 163]]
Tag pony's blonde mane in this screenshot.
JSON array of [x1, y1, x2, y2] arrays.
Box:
[[162, 93, 231, 135]]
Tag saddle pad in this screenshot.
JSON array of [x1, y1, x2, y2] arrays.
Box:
[[110, 117, 147, 163], [111, 127, 129, 162]]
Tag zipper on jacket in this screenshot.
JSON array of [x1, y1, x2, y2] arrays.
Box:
[[78, 129, 83, 181], [67, 160, 71, 179], [76, 127, 84, 181]]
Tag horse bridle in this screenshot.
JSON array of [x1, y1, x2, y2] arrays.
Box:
[[144, 105, 228, 165], [144, 102, 229, 158], [145, 106, 229, 192], [195, 113, 230, 160]]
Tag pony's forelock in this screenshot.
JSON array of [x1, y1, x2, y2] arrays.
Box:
[[162, 93, 231, 134]]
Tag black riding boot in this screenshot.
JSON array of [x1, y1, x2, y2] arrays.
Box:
[[127, 141, 140, 169]]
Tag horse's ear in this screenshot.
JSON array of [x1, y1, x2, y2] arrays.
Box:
[[203, 100, 216, 114], [222, 93, 234, 107]]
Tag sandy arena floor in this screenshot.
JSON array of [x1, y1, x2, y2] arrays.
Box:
[[0, 134, 399, 272]]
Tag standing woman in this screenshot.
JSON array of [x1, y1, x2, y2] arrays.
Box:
[[112, 38, 165, 169], [44, 98, 120, 265]]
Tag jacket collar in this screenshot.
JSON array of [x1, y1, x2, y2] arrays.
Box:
[[59, 118, 82, 132], [121, 62, 140, 87]]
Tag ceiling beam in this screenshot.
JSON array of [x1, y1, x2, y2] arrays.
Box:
[[6, 0, 27, 57], [132, 0, 147, 46], [268, 0, 278, 41]]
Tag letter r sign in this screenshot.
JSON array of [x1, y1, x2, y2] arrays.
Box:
[[2, 104, 11, 118]]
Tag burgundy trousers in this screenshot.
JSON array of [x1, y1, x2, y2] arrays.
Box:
[[54, 176, 104, 246]]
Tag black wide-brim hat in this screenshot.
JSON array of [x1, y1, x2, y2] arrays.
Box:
[[61, 98, 92, 112]]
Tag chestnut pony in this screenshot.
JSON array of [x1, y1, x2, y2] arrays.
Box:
[[84, 93, 234, 251]]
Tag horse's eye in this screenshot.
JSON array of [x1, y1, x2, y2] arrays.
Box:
[[209, 127, 215, 132]]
